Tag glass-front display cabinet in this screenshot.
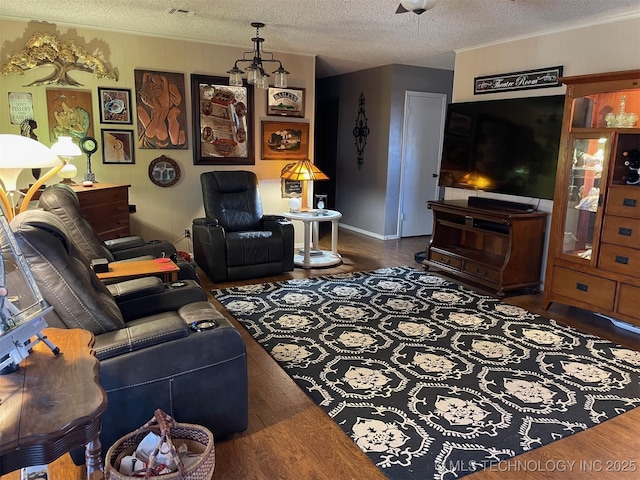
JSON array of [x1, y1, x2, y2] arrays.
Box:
[[561, 134, 610, 262], [543, 70, 640, 328]]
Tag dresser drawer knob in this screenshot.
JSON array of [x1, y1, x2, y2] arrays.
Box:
[[618, 227, 633, 237], [622, 198, 637, 207], [576, 283, 589, 292], [615, 255, 629, 265]]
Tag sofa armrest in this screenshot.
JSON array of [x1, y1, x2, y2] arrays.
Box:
[[110, 255, 155, 264], [263, 215, 293, 233], [116, 280, 207, 321], [93, 313, 189, 360], [193, 217, 219, 228], [105, 236, 146, 252], [192, 218, 227, 282], [263, 216, 294, 271], [112, 239, 177, 261], [263, 214, 287, 223], [107, 277, 165, 301]]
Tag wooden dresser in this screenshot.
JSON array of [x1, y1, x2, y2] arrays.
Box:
[[542, 70, 640, 328], [70, 183, 131, 240]]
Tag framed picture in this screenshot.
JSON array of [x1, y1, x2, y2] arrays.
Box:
[[191, 73, 254, 165], [267, 87, 304, 117], [98, 87, 133, 124], [45, 88, 94, 142], [149, 155, 181, 187], [281, 162, 302, 198], [101, 129, 135, 164], [134, 69, 188, 150], [261, 121, 309, 161]]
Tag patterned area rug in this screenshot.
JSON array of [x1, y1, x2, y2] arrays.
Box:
[[212, 266, 640, 480]]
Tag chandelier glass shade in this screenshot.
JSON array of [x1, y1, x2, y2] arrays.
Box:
[[227, 22, 289, 90]]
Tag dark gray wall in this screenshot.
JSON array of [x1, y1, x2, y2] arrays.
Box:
[[317, 64, 453, 238]]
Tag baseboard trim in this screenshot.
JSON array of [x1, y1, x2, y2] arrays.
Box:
[[339, 223, 400, 240]]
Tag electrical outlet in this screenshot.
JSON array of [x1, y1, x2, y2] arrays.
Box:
[[184, 229, 191, 238]]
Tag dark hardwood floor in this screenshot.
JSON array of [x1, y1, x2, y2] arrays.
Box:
[[4, 228, 638, 479]]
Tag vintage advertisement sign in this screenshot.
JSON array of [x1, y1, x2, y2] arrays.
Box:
[[474, 66, 563, 95], [267, 88, 304, 117], [8, 92, 34, 124]]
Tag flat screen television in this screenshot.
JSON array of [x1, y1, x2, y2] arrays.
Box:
[[439, 95, 565, 200]]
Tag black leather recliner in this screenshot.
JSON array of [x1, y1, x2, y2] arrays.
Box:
[[8, 210, 248, 463], [193, 170, 295, 282], [38, 183, 199, 282]]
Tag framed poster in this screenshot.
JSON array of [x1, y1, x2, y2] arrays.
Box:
[[191, 74, 254, 165], [134, 69, 188, 149], [45, 88, 94, 142], [98, 87, 133, 124], [101, 129, 135, 164], [267, 87, 304, 117], [261, 121, 309, 161]]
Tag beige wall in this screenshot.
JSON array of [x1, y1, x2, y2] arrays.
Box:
[[453, 15, 640, 102], [0, 18, 315, 249], [448, 15, 640, 286]]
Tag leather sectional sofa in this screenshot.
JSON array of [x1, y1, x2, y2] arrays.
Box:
[[7, 210, 248, 463]]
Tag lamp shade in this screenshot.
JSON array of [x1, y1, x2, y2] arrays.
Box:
[[0, 134, 61, 192], [50, 136, 82, 158], [280, 159, 329, 181]]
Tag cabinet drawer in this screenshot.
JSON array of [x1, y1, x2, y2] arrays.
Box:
[[599, 243, 640, 277], [80, 202, 130, 218], [601, 216, 640, 248], [463, 261, 501, 283], [606, 186, 640, 219], [430, 251, 462, 270], [617, 283, 640, 322], [551, 267, 616, 311], [75, 186, 129, 206]]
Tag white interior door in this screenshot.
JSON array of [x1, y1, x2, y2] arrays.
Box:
[[399, 91, 447, 237]]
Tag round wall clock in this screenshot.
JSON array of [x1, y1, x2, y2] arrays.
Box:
[[79, 136, 98, 155], [148, 155, 180, 187]]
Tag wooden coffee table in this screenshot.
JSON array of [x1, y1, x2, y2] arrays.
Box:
[[0, 328, 107, 479], [95, 258, 179, 283]]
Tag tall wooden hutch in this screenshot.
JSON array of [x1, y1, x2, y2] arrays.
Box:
[[542, 70, 640, 329]]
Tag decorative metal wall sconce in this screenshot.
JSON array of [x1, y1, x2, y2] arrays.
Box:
[[1, 33, 118, 87], [353, 92, 370, 170]]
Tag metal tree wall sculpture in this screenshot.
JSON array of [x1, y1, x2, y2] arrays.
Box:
[[1, 33, 118, 87], [353, 92, 370, 170]]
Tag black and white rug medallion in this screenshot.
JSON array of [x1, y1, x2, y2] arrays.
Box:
[[213, 266, 640, 479]]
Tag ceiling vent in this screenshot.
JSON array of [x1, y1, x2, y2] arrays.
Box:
[[165, 7, 196, 16]]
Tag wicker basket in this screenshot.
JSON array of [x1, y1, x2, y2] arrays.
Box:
[[105, 409, 215, 480]]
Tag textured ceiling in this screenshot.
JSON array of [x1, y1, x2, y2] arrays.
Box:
[[1, 0, 639, 78]]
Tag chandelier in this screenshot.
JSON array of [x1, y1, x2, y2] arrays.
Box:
[[227, 22, 289, 90]]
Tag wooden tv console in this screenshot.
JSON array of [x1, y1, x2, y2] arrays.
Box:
[[423, 200, 547, 297]]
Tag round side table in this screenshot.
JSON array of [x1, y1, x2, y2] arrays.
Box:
[[281, 209, 342, 268]]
